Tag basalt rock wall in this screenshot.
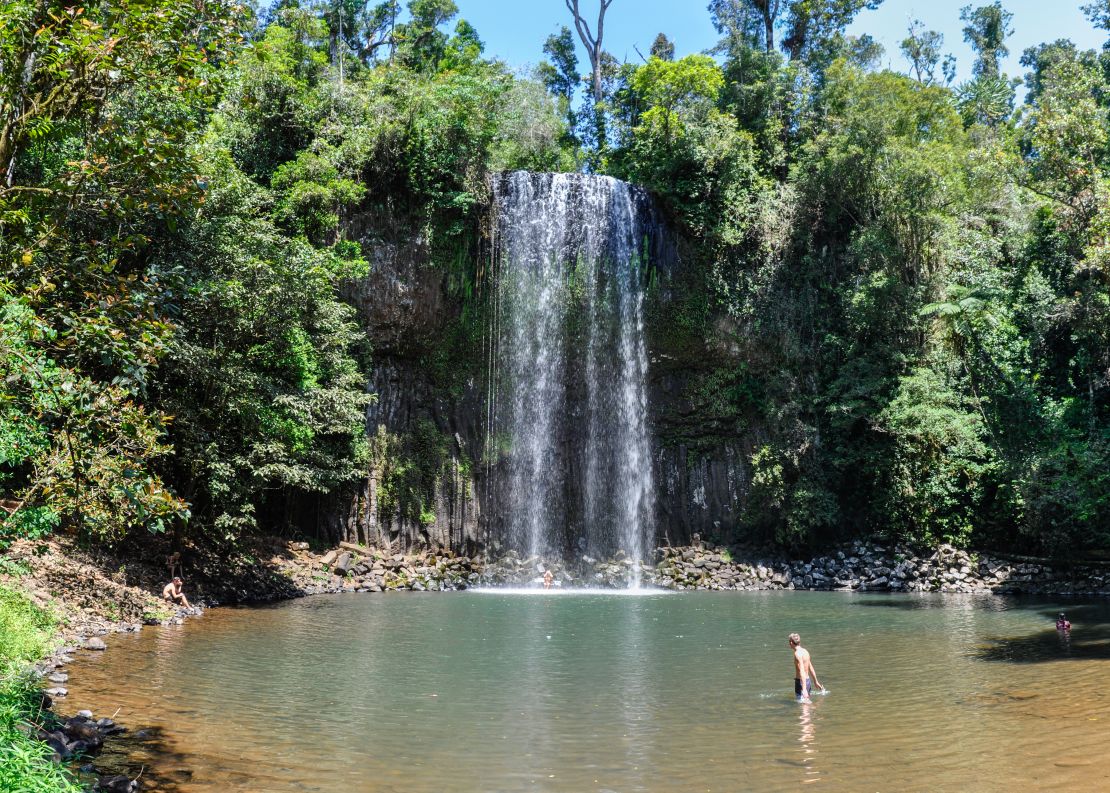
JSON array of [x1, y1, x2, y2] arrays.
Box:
[[325, 228, 489, 552], [327, 175, 753, 554]]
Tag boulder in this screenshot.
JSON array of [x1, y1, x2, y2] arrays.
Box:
[[333, 553, 353, 575], [84, 637, 107, 651], [64, 720, 103, 749], [96, 775, 137, 793], [67, 739, 90, 756], [44, 731, 72, 760]]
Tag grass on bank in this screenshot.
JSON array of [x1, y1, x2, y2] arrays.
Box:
[[0, 583, 81, 793]]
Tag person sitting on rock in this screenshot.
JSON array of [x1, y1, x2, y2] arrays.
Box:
[[162, 577, 190, 608], [543, 569, 554, 589]]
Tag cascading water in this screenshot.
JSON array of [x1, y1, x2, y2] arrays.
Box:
[[486, 172, 660, 585]]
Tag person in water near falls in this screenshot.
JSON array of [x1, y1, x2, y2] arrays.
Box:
[[543, 569, 554, 589], [1056, 612, 1071, 631], [163, 576, 191, 608], [788, 633, 824, 703]]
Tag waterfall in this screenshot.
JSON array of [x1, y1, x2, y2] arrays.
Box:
[[488, 172, 659, 582]]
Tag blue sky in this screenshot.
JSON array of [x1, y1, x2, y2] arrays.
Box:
[[453, 0, 1106, 86]]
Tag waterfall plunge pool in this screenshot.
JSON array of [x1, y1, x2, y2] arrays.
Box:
[[66, 591, 1110, 792]]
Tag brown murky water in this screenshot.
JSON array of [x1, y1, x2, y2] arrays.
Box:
[[64, 591, 1110, 792]]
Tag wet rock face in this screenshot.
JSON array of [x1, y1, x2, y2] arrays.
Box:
[[327, 185, 741, 556], [95, 775, 138, 793], [323, 212, 488, 553], [653, 439, 747, 545], [341, 233, 446, 358], [322, 359, 485, 552]]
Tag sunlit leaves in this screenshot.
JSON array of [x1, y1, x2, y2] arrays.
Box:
[[0, 0, 245, 541]]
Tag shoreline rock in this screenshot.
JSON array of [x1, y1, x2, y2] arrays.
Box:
[[651, 541, 1110, 596]]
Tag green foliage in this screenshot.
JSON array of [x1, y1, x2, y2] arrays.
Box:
[[0, 585, 55, 668], [0, 0, 244, 541], [1021, 55, 1107, 207], [0, 585, 79, 793], [1, 0, 572, 550], [151, 146, 372, 540], [658, 366, 758, 455], [1, 0, 1109, 561], [901, 19, 946, 85], [490, 78, 577, 173], [956, 74, 1016, 127], [0, 673, 81, 793], [614, 55, 769, 248], [1, 289, 184, 542], [271, 149, 367, 243], [1023, 432, 1110, 555], [961, 2, 1014, 79], [876, 368, 996, 546], [538, 25, 581, 146], [954, 3, 1018, 127], [372, 421, 448, 529], [639, 6, 1110, 554], [707, 0, 883, 68]]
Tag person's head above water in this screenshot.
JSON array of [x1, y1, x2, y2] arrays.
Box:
[[788, 633, 801, 647]]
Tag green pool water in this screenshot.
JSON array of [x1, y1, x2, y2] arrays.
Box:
[[65, 590, 1110, 792]]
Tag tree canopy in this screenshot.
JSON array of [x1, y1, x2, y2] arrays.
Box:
[[2, 0, 1109, 559]]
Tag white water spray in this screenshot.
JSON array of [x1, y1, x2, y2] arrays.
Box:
[[489, 172, 657, 585]]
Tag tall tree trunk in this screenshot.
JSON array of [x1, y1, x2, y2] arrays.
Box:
[[565, 0, 613, 145], [754, 0, 779, 52]]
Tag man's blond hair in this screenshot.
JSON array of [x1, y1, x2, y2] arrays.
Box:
[[788, 633, 801, 645]]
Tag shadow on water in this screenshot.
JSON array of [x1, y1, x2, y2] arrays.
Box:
[[850, 594, 971, 610], [848, 594, 1110, 663], [974, 624, 1110, 664], [853, 595, 1110, 617], [89, 725, 193, 793]]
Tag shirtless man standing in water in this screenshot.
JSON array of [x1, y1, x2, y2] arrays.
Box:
[[789, 633, 824, 703]]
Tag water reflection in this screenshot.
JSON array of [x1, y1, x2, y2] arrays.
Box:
[[616, 599, 653, 791], [797, 700, 820, 785], [61, 591, 1110, 793]]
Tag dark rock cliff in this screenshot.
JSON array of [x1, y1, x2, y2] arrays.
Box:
[[326, 176, 750, 553]]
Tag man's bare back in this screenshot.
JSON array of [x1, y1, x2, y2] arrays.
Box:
[[788, 633, 824, 703]]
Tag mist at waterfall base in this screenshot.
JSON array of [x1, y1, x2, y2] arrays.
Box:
[[485, 172, 666, 587]]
